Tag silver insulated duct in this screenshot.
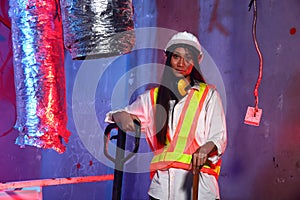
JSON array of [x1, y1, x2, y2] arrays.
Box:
[[60, 0, 135, 59], [9, 0, 70, 153]]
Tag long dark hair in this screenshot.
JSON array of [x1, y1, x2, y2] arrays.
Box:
[[155, 44, 206, 147]]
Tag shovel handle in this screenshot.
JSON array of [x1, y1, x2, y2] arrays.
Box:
[[193, 166, 200, 200]]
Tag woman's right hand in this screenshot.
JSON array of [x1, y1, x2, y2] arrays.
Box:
[[112, 111, 140, 132]]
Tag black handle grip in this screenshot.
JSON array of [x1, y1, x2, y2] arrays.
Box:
[[122, 120, 141, 163], [103, 120, 141, 164], [103, 123, 119, 162]]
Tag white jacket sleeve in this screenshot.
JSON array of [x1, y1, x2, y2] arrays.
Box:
[[105, 90, 154, 133], [204, 88, 227, 157]]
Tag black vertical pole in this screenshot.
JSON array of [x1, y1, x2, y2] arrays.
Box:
[[112, 128, 126, 200]]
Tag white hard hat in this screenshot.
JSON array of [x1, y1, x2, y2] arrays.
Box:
[[165, 31, 202, 55]]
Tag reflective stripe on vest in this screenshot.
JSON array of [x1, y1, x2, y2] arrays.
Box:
[[149, 83, 221, 180]]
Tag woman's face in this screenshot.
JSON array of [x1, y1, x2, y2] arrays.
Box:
[[170, 47, 194, 78]]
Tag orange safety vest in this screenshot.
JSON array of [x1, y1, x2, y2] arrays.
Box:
[[148, 83, 221, 180]]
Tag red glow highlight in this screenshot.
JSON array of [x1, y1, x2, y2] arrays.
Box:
[[290, 27, 296, 35], [0, 15, 11, 29], [76, 163, 81, 169], [0, 175, 114, 190]]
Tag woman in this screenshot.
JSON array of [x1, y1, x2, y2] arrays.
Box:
[[105, 31, 227, 200]]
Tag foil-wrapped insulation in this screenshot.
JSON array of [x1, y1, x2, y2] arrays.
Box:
[[60, 0, 135, 59], [9, 0, 70, 153]]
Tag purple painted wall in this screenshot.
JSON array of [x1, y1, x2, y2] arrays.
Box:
[[1, 0, 300, 199]]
